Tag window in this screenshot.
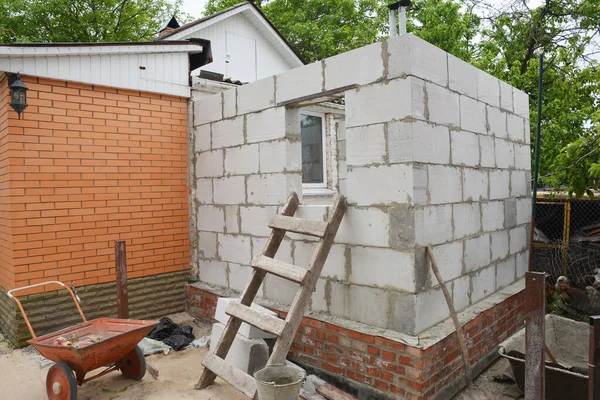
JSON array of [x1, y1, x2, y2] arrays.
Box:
[[300, 111, 326, 188]]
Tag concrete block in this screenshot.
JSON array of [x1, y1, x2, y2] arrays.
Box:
[[387, 34, 448, 87], [477, 70, 500, 107], [218, 234, 251, 265], [496, 255, 516, 289], [494, 138, 514, 169], [453, 203, 481, 239], [197, 205, 225, 232], [524, 119, 531, 145], [285, 205, 328, 242], [516, 250, 528, 278], [430, 241, 464, 282], [311, 279, 328, 313], [264, 274, 298, 305], [246, 107, 287, 144], [504, 198, 517, 229], [276, 61, 323, 104], [210, 322, 269, 375], [486, 106, 507, 138], [196, 178, 213, 204], [294, 241, 346, 279], [509, 226, 527, 254], [388, 120, 450, 165], [481, 201, 504, 232], [194, 124, 211, 152], [510, 170, 528, 197], [428, 165, 462, 204], [194, 93, 222, 126], [452, 275, 471, 312], [223, 87, 237, 119], [336, 207, 389, 247], [325, 41, 384, 90], [514, 143, 531, 171], [451, 130, 480, 167], [199, 259, 228, 287], [389, 206, 415, 248], [448, 53, 478, 99], [350, 246, 416, 292], [415, 205, 453, 246], [211, 117, 244, 149], [426, 82, 460, 127], [196, 149, 224, 178], [460, 95, 486, 134], [463, 168, 489, 202], [346, 77, 423, 128], [225, 206, 239, 234], [347, 285, 390, 329], [237, 76, 275, 115], [198, 231, 217, 259], [489, 170, 510, 200], [347, 164, 413, 206], [415, 288, 450, 333], [259, 140, 301, 173], [479, 135, 495, 168], [247, 173, 301, 205], [214, 298, 276, 339], [516, 197, 531, 225], [513, 88, 529, 118], [507, 114, 525, 143], [240, 206, 278, 237], [471, 265, 495, 302], [412, 164, 428, 206], [499, 81, 513, 112], [346, 124, 386, 166], [228, 263, 251, 293], [490, 230, 509, 262], [213, 176, 245, 205], [465, 234, 491, 272], [225, 144, 259, 175]]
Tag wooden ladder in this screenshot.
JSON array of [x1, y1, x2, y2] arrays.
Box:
[[196, 191, 347, 398]]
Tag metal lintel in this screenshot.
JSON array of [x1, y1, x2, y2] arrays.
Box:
[[276, 85, 356, 108]]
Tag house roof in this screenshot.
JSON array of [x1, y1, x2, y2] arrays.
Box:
[[158, 1, 304, 67]]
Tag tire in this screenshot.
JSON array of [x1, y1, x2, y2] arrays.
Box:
[[117, 345, 146, 381], [46, 362, 77, 400]]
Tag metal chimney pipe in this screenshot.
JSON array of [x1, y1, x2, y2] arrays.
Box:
[[389, 8, 398, 37], [399, 6, 407, 35], [388, 1, 412, 37]]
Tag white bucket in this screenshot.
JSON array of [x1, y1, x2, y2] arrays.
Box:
[[253, 364, 305, 400]]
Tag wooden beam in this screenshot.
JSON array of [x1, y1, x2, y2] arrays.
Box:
[[225, 301, 287, 337], [525, 272, 545, 400], [269, 215, 328, 238], [251, 255, 307, 284]]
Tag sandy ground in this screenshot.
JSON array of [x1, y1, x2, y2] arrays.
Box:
[[453, 357, 524, 400]]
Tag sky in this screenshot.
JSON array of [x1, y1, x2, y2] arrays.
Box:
[[182, 0, 209, 19]]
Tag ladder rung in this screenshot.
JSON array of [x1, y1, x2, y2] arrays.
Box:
[[269, 215, 328, 237], [202, 352, 256, 398], [252, 255, 307, 284], [225, 301, 287, 336]]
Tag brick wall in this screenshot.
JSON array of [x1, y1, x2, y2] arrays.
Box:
[[1, 75, 190, 293], [0, 75, 12, 291]]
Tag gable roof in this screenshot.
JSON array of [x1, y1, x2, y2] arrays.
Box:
[[158, 1, 304, 68]]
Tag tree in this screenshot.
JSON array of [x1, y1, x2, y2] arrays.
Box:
[[0, 0, 191, 43]]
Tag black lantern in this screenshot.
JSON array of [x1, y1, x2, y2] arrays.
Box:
[[9, 73, 28, 119]]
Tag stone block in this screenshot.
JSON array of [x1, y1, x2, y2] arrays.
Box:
[[350, 246, 416, 292], [240, 206, 278, 237], [347, 285, 391, 329], [325, 41, 384, 90], [218, 234, 251, 265], [415, 205, 453, 246], [448, 53, 478, 99], [495, 138, 514, 169], [471, 265, 496, 302], [223, 87, 237, 118], [246, 107, 287, 144], [507, 114, 525, 143], [294, 241, 346, 279], [336, 207, 389, 247], [465, 234, 491, 271], [388, 120, 450, 165], [276, 61, 323, 104], [212, 117, 244, 149], [196, 178, 213, 204], [509, 226, 527, 254], [514, 143, 531, 171], [347, 164, 413, 206], [389, 206, 415, 248], [428, 165, 462, 204], [415, 288, 450, 333], [430, 241, 464, 282], [463, 168, 488, 202], [499, 81, 513, 112], [489, 170, 510, 200], [225, 206, 239, 234], [452, 275, 471, 312], [247, 173, 301, 205], [460, 95, 486, 134], [387, 34, 448, 87], [198, 231, 217, 259], [516, 250, 528, 278], [196, 149, 224, 178], [479, 135, 496, 168], [237, 76, 275, 115], [511, 170, 528, 197], [426, 82, 460, 127], [197, 205, 225, 232], [451, 130, 480, 167], [516, 198, 531, 225], [490, 230, 509, 262], [259, 140, 301, 173], [481, 201, 504, 232], [496, 255, 516, 289], [194, 93, 222, 126], [210, 322, 269, 375], [213, 176, 245, 205], [228, 263, 251, 293], [504, 198, 517, 229], [214, 298, 276, 339], [513, 88, 529, 118], [346, 124, 387, 166], [453, 203, 481, 239], [199, 259, 228, 286], [486, 106, 507, 138], [194, 124, 211, 152], [225, 144, 259, 175], [477, 70, 500, 107]]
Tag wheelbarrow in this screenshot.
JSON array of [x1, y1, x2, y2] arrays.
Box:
[[7, 281, 158, 400]]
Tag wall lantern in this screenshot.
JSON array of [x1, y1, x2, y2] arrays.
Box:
[[9, 73, 28, 119]]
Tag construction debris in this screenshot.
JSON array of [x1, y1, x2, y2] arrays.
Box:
[[302, 376, 356, 400]]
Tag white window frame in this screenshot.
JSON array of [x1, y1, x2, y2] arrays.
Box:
[[300, 110, 328, 191]]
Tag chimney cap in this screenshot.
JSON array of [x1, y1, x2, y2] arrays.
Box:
[[388, 0, 412, 10]]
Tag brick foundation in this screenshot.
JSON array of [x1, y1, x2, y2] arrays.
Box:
[[0, 270, 189, 347], [186, 283, 525, 399]]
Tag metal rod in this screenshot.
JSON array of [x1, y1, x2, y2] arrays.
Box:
[[525, 272, 546, 400], [528, 54, 543, 272], [399, 7, 407, 35], [389, 9, 398, 37], [115, 241, 129, 319], [589, 316, 600, 399]]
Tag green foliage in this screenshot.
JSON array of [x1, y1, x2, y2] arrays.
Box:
[[547, 136, 600, 198]]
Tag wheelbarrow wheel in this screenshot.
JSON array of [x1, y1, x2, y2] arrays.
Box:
[[117, 345, 146, 381], [46, 362, 77, 400]]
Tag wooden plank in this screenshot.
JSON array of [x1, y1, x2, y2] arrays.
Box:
[[251, 255, 307, 284], [269, 215, 328, 238], [309, 376, 357, 400], [202, 352, 256, 398], [300, 388, 328, 400], [225, 301, 286, 337], [589, 316, 600, 399], [524, 272, 545, 400]]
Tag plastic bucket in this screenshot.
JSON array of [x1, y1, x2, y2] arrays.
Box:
[[253, 364, 305, 400]]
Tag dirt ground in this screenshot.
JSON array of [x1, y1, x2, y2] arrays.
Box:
[[453, 357, 524, 400]]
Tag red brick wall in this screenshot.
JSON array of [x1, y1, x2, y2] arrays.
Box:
[[0, 76, 13, 290], [1, 75, 190, 293], [187, 285, 525, 399]]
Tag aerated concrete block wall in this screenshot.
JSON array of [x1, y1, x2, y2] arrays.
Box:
[[190, 34, 531, 335]]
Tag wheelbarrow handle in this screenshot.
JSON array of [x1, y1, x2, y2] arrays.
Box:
[[6, 280, 87, 339]]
